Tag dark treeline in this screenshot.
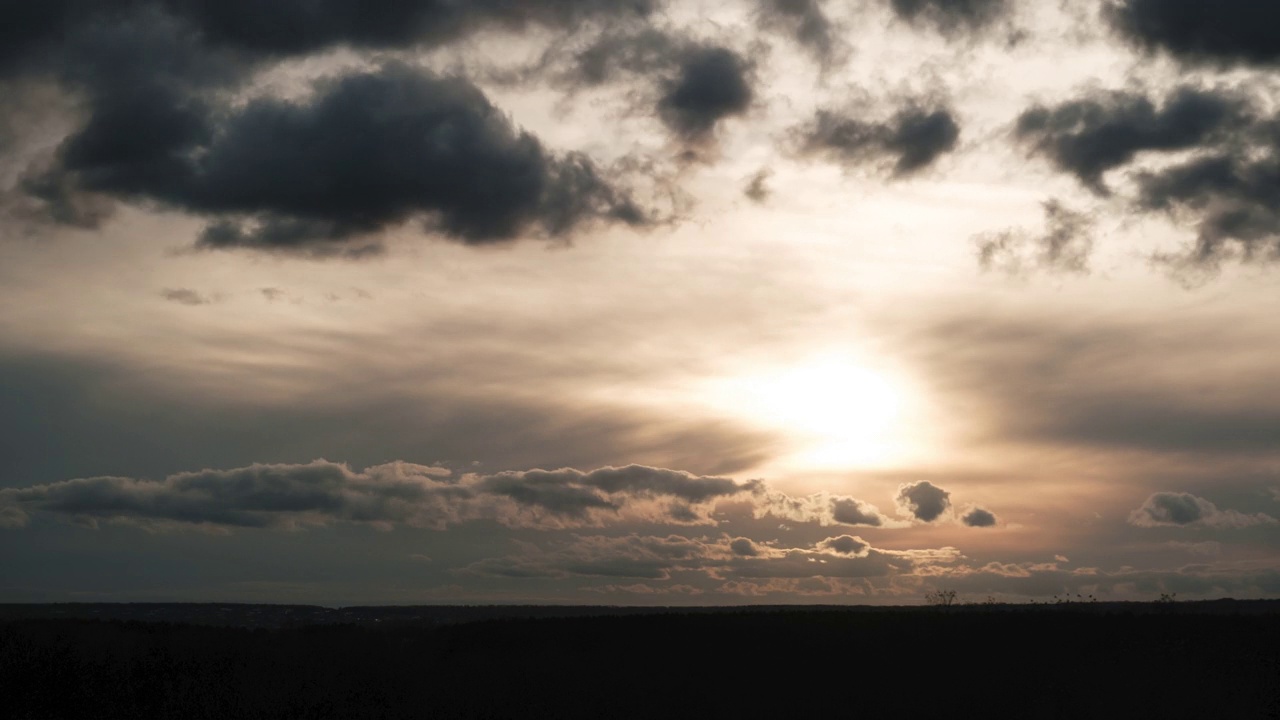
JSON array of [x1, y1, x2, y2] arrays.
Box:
[[4, 607, 1279, 719]]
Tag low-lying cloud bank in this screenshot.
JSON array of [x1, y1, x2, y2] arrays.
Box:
[[0, 460, 1002, 534], [459, 531, 934, 584]]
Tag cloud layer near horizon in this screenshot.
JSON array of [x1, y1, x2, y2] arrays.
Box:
[[2, 0, 1280, 605]]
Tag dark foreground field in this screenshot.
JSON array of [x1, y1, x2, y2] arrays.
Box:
[[4, 604, 1279, 719]]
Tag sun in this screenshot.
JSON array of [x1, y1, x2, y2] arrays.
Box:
[[705, 354, 907, 470]]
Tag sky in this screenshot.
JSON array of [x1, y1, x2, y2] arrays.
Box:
[[2, 0, 1279, 606]]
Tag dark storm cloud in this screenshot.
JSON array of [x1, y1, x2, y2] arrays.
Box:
[[896, 481, 951, 522], [1015, 86, 1251, 194], [962, 507, 997, 527], [657, 46, 755, 143], [796, 105, 960, 176], [831, 498, 884, 527], [2, 0, 659, 77], [1107, 0, 1280, 68], [975, 199, 1095, 276], [887, 0, 1010, 35], [754, 0, 842, 66], [171, 0, 658, 56], [1128, 492, 1275, 529], [30, 63, 649, 253], [743, 169, 772, 203], [0, 352, 775, 491], [0, 461, 760, 531]]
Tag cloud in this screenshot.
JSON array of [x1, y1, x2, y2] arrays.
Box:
[[543, 29, 755, 149], [1015, 86, 1251, 194], [1128, 492, 1276, 529], [160, 288, 215, 306], [830, 498, 885, 527], [796, 104, 960, 176], [754, 0, 843, 67], [0, 505, 27, 529], [29, 63, 650, 254], [729, 537, 761, 556], [1136, 141, 1280, 272], [462, 534, 724, 580], [896, 481, 951, 522], [975, 199, 1095, 276], [463, 533, 903, 583], [743, 169, 772, 203], [900, 314, 1280, 457], [657, 45, 755, 144], [1008, 83, 1280, 272], [753, 490, 890, 527], [1107, 0, 1280, 68], [816, 535, 870, 555], [887, 0, 1010, 36], [0, 461, 759, 531], [961, 507, 997, 527], [2, 0, 660, 79]]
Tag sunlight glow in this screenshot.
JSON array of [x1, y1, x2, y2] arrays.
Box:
[[707, 355, 908, 470]]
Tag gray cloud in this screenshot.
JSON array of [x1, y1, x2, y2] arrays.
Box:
[[0, 461, 759, 531], [901, 314, 1280, 458], [1007, 83, 1280, 271], [2, 0, 660, 80], [896, 481, 951, 522], [544, 30, 755, 149], [796, 105, 960, 176], [755, 0, 842, 66], [743, 169, 772, 203], [831, 497, 885, 527], [925, 559, 1280, 601], [463, 533, 903, 584], [1129, 492, 1276, 529], [752, 490, 889, 528], [160, 288, 215, 306], [888, 0, 1010, 36], [720, 548, 895, 579], [1107, 0, 1280, 68], [462, 534, 721, 581], [1136, 143, 1280, 271], [31, 63, 650, 254], [976, 199, 1095, 276], [962, 507, 997, 527], [657, 45, 755, 144], [0, 346, 777, 490], [1015, 86, 1251, 194], [581, 465, 756, 502]]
